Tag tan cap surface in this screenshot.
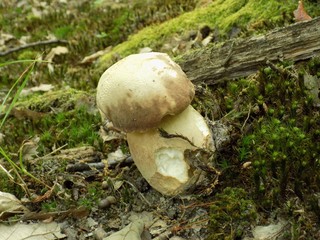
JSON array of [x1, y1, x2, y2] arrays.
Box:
[[96, 52, 194, 132]]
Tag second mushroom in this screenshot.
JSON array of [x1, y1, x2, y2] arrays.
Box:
[[96, 52, 215, 195]]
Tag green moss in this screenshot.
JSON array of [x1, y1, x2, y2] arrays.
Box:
[[16, 88, 91, 112], [98, 0, 302, 70], [78, 182, 102, 208], [0, 171, 19, 195], [17, 50, 39, 60], [232, 59, 320, 208], [41, 201, 58, 212], [245, 118, 319, 202], [2, 88, 102, 155], [207, 187, 257, 240], [54, 26, 74, 39], [197, 58, 320, 238]]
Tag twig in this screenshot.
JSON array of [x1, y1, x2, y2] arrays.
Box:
[[241, 104, 251, 132], [66, 162, 105, 172], [0, 163, 14, 180], [123, 180, 151, 206], [41, 143, 68, 158], [266, 59, 298, 80], [0, 39, 68, 57]]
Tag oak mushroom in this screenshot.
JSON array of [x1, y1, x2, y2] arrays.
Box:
[[96, 52, 194, 132], [96, 52, 215, 195]]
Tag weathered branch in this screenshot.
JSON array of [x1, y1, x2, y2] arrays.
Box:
[[178, 17, 320, 85], [0, 39, 68, 57]]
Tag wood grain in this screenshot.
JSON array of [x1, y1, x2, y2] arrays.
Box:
[[178, 17, 320, 85]]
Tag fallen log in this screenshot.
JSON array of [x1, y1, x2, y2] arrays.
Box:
[[178, 17, 320, 85]]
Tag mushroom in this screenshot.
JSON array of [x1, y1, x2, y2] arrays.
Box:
[[96, 52, 194, 132], [96, 52, 215, 195]]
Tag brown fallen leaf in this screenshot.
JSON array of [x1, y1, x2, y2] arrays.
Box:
[[0, 32, 16, 48], [0, 222, 66, 240], [293, 0, 312, 22], [79, 46, 112, 65], [0, 191, 29, 220], [32, 184, 55, 203], [20, 136, 40, 161], [21, 83, 54, 96], [10, 107, 46, 122], [45, 46, 69, 62], [104, 220, 145, 240], [45, 46, 69, 73], [21, 206, 90, 221]]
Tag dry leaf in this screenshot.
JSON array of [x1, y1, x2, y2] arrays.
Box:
[[104, 220, 145, 240], [21, 206, 89, 221], [21, 137, 40, 161], [45, 46, 69, 73], [0, 191, 28, 220], [32, 185, 55, 203], [30, 83, 54, 92], [107, 148, 127, 166], [80, 46, 112, 65], [293, 0, 312, 22], [252, 219, 288, 240], [10, 108, 46, 122], [45, 46, 68, 62], [0, 222, 66, 240], [99, 126, 125, 142], [112, 180, 124, 191], [0, 33, 15, 46], [98, 120, 126, 142], [21, 84, 54, 96]]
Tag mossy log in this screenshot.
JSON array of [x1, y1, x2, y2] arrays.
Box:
[[178, 17, 320, 85]]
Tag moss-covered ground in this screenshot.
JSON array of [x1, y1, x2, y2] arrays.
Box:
[[204, 57, 320, 239]]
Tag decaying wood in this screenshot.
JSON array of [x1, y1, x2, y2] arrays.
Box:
[[178, 17, 320, 85]]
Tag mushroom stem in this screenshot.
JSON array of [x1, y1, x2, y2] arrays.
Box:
[[127, 105, 215, 195]]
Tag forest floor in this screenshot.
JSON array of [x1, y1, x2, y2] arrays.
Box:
[[0, 0, 320, 239]]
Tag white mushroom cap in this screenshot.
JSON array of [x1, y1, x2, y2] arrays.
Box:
[[96, 52, 194, 132], [127, 105, 215, 196]]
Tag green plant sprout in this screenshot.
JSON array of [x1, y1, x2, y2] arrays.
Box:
[[0, 59, 51, 196], [0, 60, 36, 129]]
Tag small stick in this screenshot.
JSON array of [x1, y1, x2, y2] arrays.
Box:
[[241, 104, 252, 132], [123, 180, 151, 206], [0, 39, 68, 57]]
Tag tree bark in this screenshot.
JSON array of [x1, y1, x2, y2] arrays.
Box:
[[178, 17, 320, 85]]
